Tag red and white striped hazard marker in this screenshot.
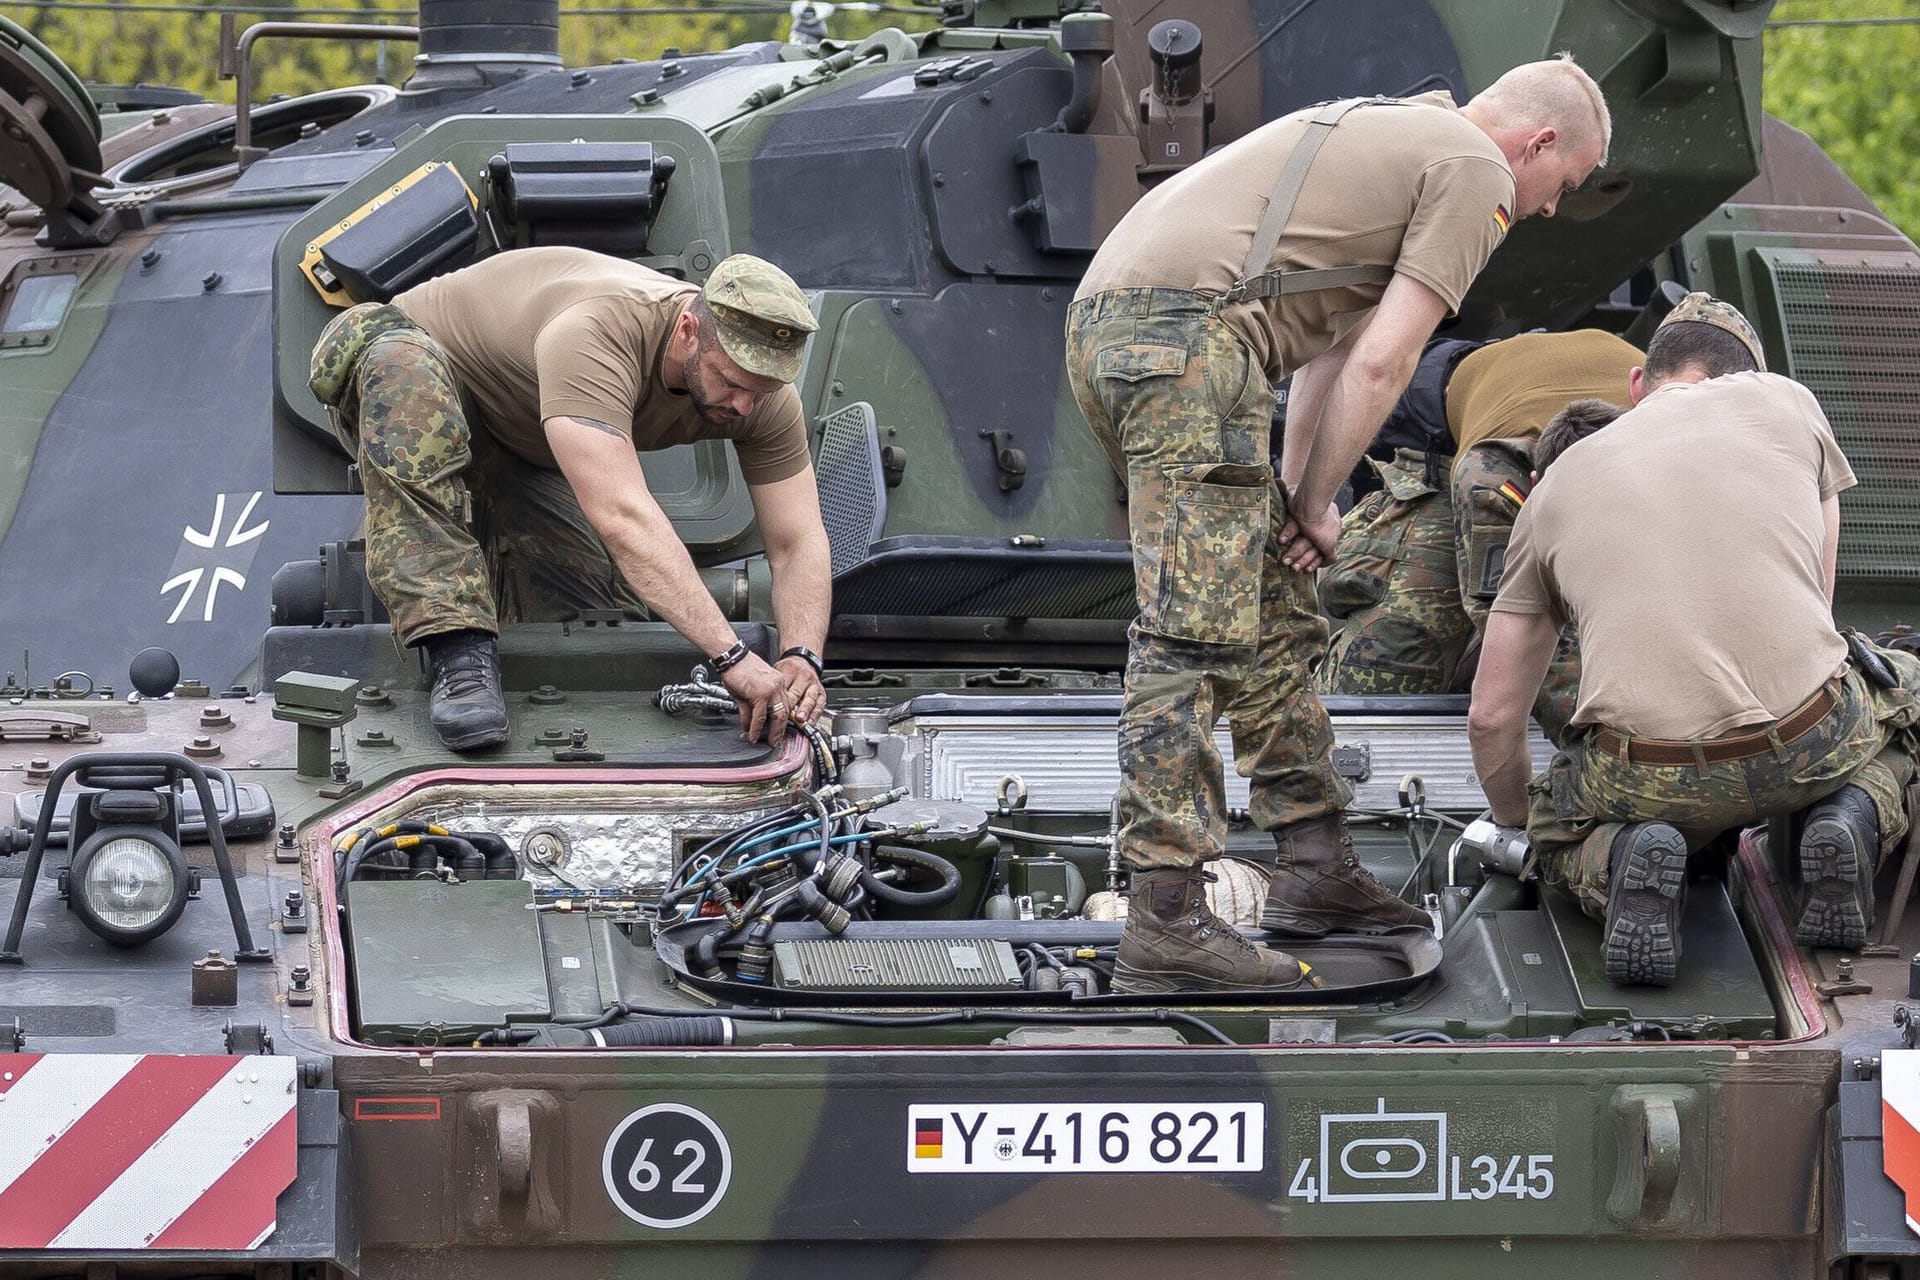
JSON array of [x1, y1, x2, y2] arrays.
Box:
[[1883, 1049, 1920, 1235], [0, 1054, 298, 1251]]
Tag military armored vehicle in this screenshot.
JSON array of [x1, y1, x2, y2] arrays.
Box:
[[3, 0, 1920, 1274]]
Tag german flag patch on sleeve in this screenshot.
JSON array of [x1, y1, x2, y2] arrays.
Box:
[[1493, 204, 1513, 235]]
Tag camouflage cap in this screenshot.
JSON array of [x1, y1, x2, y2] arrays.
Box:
[[701, 254, 818, 383], [1655, 291, 1766, 372]]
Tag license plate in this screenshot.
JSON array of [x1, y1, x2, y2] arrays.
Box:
[[907, 1102, 1265, 1173]]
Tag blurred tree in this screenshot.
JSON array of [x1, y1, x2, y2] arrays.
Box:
[[3, 0, 924, 105], [1764, 0, 1920, 237]]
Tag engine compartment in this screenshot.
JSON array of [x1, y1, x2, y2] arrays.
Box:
[[324, 708, 1790, 1051]]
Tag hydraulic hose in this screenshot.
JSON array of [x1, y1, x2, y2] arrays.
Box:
[[590, 1017, 734, 1047], [514, 1018, 737, 1047], [860, 843, 962, 908], [337, 823, 486, 894]]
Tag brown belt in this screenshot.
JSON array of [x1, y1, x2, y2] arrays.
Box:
[[1590, 683, 1838, 767]]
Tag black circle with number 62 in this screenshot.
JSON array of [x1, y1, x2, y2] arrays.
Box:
[[601, 1103, 733, 1229]]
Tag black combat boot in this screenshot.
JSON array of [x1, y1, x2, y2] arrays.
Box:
[[423, 629, 509, 752], [1260, 813, 1431, 937], [1796, 785, 1879, 949], [1113, 866, 1313, 994], [1603, 822, 1689, 987]]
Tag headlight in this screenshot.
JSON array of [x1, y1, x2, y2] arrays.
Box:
[[68, 826, 189, 946]]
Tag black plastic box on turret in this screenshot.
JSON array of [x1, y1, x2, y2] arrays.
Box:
[[487, 142, 677, 256], [314, 163, 481, 303]]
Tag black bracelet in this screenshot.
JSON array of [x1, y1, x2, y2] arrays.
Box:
[[709, 640, 750, 673], [780, 645, 825, 677]]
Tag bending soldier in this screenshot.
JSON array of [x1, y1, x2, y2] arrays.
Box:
[[309, 248, 833, 752], [1068, 58, 1611, 992], [1469, 295, 1920, 986], [1321, 330, 1640, 744]]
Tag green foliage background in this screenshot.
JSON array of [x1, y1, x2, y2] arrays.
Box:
[[1, 0, 921, 109], [0, 0, 1913, 238], [1764, 0, 1920, 237]]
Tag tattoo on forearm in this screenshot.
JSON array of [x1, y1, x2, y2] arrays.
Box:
[[574, 418, 625, 439]]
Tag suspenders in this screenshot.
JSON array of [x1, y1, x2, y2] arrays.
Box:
[[1212, 96, 1405, 309]]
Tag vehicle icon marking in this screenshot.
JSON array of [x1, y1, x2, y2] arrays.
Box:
[[1288, 1098, 1555, 1205], [1316, 1098, 1447, 1202]]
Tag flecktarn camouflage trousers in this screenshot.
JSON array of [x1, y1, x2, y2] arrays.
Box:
[[1318, 441, 1583, 746], [1529, 649, 1920, 920], [309, 301, 644, 646], [1319, 449, 1471, 693], [1066, 288, 1349, 870]]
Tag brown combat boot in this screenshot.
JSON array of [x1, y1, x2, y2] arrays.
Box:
[[1113, 867, 1313, 994], [1260, 813, 1431, 937]]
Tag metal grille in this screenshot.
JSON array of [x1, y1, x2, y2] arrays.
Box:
[[814, 401, 887, 577], [773, 937, 1023, 992], [1767, 253, 1920, 581], [902, 711, 1553, 814]]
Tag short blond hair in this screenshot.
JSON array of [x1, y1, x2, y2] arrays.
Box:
[[1470, 54, 1612, 164]]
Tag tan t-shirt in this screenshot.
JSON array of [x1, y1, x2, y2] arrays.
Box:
[[1446, 330, 1642, 464], [1076, 92, 1515, 380], [394, 247, 810, 484], [1492, 371, 1856, 739]]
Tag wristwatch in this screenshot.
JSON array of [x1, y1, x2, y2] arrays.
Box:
[[780, 645, 825, 677], [708, 640, 750, 674]]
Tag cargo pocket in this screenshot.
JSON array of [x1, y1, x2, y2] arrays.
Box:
[[354, 331, 473, 487], [1548, 748, 1581, 822], [1462, 520, 1512, 600], [1150, 463, 1267, 647], [1454, 476, 1524, 602], [1319, 489, 1398, 619], [1096, 342, 1189, 383]]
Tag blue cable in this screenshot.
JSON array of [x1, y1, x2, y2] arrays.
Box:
[[683, 831, 877, 917], [687, 810, 856, 884]]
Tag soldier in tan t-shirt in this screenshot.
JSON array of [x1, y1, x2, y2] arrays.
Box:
[[308, 248, 832, 752], [1064, 57, 1612, 993], [1319, 329, 1641, 720], [1469, 294, 1920, 986]]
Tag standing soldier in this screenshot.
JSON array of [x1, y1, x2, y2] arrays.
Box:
[[1067, 59, 1611, 993], [309, 248, 834, 753]]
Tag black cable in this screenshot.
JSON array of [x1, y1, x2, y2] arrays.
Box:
[[858, 843, 961, 908], [1027, 943, 1064, 971], [797, 786, 833, 873], [802, 722, 839, 784], [596, 1002, 1239, 1046]]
